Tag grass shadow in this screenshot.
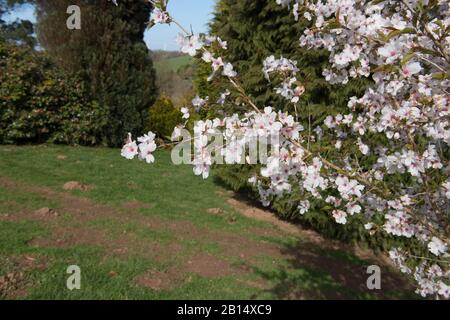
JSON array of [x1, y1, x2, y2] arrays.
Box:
[[250, 240, 417, 300]]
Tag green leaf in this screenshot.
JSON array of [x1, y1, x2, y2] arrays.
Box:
[[401, 27, 417, 34], [371, 64, 399, 73], [431, 72, 450, 80], [401, 52, 415, 66], [412, 46, 438, 56]]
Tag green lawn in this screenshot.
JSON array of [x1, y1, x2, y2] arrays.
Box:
[[0, 145, 416, 299]]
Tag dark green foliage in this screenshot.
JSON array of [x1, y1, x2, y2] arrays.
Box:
[[148, 96, 181, 139], [199, 0, 377, 244], [202, 0, 369, 113], [0, 39, 108, 144], [35, 0, 158, 146]]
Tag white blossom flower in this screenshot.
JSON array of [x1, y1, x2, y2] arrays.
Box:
[[357, 138, 369, 155], [428, 237, 448, 256], [217, 37, 228, 50], [442, 181, 450, 199], [202, 51, 213, 63], [152, 8, 170, 24], [298, 200, 310, 215], [364, 223, 374, 230], [211, 57, 224, 71], [377, 41, 402, 64], [217, 90, 231, 105], [121, 133, 138, 160], [192, 96, 208, 110], [137, 132, 156, 145], [171, 126, 183, 141], [401, 62, 422, 78], [332, 210, 347, 224], [223, 63, 237, 77], [135, 132, 157, 164], [177, 34, 203, 57], [438, 282, 450, 299], [346, 203, 362, 215], [139, 141, 157, 164], [335, 176, 364, 199]]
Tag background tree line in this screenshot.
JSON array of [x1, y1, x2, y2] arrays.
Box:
[[1, 0, 157, 146]]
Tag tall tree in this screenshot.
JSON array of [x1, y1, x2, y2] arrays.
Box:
[[35, 0, 158, 146]]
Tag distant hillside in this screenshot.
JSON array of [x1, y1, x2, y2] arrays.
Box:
[[154, 55, 193, 73], [150, 51, 195, 103], [150, 50, 185, 61]]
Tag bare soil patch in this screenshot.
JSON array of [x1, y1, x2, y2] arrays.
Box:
[[29, 223, 182, 263], [238, 279, 272, 290], [122, 200, 153, 210], [135, 269, 182, 291], [1, 207, 60, 222], [34, 207, 59, 218], [62, 181, 92, 192], [0, 271, 26, 298], [12, 254, 48, 271], [0, 254, 47, 299], [0, 176, 176, 262], [184, 254, 247, 278], [207, 208, 224, 215]]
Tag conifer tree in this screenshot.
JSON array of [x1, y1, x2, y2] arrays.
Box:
[[35, 0, 158, 146], [201, 0, 369, 114]]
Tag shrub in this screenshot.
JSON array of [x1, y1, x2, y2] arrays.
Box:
[[0, 40, 108, 145], [148, 96, 181, 140]]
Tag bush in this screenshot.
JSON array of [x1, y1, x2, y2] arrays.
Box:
[[0, 40, 108, 145], [148, 96, 182, 140]]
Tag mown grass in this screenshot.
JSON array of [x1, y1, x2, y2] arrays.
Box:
[[0, 145, 416, 300]]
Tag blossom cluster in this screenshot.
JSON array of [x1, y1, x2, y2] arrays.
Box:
[[175, 33, 236, 80], [263, 55, 305, 103], [275, 0, 450, 298], [121, 132, 157, 164]]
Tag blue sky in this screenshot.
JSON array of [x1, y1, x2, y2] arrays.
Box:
[[147, 0, 216, 50], [3, 0, 217, 51]]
